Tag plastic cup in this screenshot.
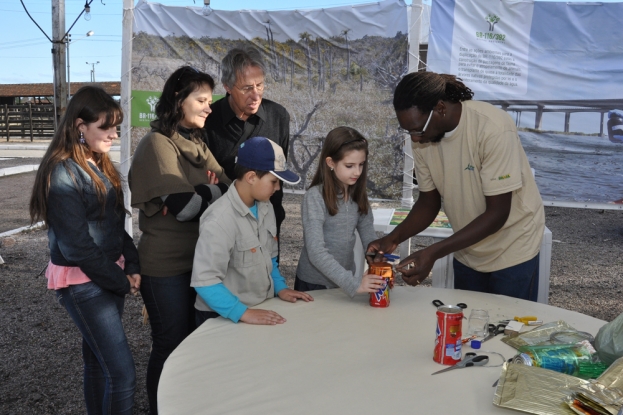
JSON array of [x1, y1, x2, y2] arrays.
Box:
[[467, 309, 489, 337]]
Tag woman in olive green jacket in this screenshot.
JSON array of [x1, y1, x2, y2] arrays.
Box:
[[129, 67, 230, 415]]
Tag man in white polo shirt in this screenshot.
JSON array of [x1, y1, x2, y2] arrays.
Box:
[[368, 71, 545, 301]]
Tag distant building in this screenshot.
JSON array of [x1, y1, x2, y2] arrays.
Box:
[[0, 82, 120, 105]]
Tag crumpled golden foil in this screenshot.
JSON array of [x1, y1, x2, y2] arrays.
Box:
[[493, 362, 588, 414], [493, 357, 623, 414]]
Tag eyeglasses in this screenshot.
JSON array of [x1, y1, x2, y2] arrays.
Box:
[[235, 82, 265, 95], [398, 110, 433, 137]]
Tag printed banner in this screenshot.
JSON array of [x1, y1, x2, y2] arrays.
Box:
[[131, 91, 224, 127], [427, 0, 623, 205], [449, 1, 533, 95], [132, 0, 409, 198], [131, 90, 161, 128]]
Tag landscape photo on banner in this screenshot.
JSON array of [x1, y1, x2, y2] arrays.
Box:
[[427, 0, 623, 205], [132, 0, 409, 199]]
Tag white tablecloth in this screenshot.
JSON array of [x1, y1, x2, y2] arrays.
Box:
[[158, 287, 604, 415]]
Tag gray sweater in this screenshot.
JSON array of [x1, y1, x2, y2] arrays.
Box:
[[296, 185, 378, 297]]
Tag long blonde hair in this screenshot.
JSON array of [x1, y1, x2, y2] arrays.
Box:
[[310, 126, 370, 216], [29, 86, 124, 223]]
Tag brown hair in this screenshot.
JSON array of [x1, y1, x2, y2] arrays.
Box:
[[310, 126, 370, 216], [29, 86, 124, 223], [155, 66, 215, 141]]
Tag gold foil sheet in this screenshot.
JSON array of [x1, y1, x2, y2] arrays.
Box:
[[493, 358, 623, 414], [493, 362, 588, 414]]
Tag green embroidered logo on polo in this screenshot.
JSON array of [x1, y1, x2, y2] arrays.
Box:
[[464, 163, 475, 171], [498, 174, 511, 180]]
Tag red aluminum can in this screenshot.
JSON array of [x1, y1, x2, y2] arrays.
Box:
[[434, 305, 463, 365], [369, 262, 393, 307]]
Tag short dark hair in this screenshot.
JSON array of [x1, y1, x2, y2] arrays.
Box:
[[393, 71, 474, 113], [155, 66, 215, 140], [234, 164, 270, 181]]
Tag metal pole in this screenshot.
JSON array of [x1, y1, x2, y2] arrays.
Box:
[[120, 0, 134, 234], [395, 0, 424, 264], [87, 61, 100, 82], [28, 102, 33, 142], [52, 0, 67, 124], [67, 34, 71, 98]]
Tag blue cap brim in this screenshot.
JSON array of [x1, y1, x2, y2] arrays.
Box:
[[270, 170, 300, 185]]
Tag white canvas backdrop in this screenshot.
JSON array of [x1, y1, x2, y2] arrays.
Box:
[[426, 0, 623, 207]]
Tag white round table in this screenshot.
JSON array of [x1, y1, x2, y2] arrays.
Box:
[[158, 286, 604, 415]]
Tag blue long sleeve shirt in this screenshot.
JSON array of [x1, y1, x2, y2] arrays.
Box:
[[194, 202, 287, 322]]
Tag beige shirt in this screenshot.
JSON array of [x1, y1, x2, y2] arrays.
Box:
[[129, 125, 230, 277], [191, 182, 278, 312], [413, 100, 545, 272]]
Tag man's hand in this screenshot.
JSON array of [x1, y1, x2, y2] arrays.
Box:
[[366, 235, 399, 265], [356, 273, 386, 294], [239, 309, 286, 325], [395, 248, 435, 286], [126, 274, 141, 295], [277, 289, 314, 303]]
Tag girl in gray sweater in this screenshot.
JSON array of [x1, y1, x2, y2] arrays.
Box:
[[295, 127, 385, 297]]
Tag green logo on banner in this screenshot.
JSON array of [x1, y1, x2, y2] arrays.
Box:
[[131, 91, 226, 128], [131, 90, 161, 127]]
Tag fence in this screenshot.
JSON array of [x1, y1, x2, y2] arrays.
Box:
[[0, 104, 55, 141]]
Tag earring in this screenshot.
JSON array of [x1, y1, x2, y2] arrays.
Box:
[[79, 131, 86, 144], [330, 168, 334, 171]]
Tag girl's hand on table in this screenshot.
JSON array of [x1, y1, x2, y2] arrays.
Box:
[[278, 289, 314, 303]]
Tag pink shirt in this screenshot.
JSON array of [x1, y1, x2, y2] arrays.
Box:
[[46, 256, 125, 290]]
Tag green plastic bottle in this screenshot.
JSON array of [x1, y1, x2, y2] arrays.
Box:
[[515, 344, 607, 379]]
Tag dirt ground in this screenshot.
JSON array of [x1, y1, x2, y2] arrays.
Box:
[[0, 165, 38, 233], [1, 167, 623, 414]]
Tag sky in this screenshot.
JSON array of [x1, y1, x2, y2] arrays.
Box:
[[1, 0, 421, 85], [1, 0, 615, 85]]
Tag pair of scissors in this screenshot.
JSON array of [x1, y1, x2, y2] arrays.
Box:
[[365, 252, 400, 261], [482, 323, 507, 343], [431, 353, 489, 375], [432, 299, 467, 310]]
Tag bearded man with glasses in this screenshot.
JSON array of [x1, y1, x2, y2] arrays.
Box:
[[203, 46, 290, 256], [368, 71, 545, 302]]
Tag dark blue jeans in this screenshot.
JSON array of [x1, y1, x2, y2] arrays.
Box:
[[453, 253, 540, 302], [140, 272, 196, 415], [294, 276, 328, 292], [57, 282, 135, 415], [195, 309, 220, 327]]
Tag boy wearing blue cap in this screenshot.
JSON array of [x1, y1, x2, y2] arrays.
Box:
[[191, 136, 313, 325]]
